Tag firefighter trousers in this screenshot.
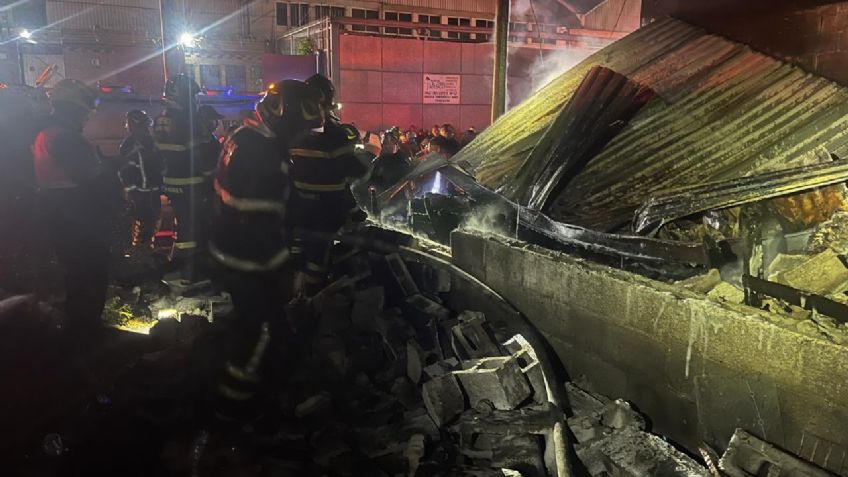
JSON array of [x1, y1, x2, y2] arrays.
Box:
[[40, 189, 111, 336], [166, 183, 211, 282], [127, 189, 161, 249], [290, 189, 356, 296], [210, 267, 295, 424]]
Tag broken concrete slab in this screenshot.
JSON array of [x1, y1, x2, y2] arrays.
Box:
[[808, 210, 848, 255], [421, 373, 466, 426], [423, 358, 460, 379], [454, 357, 532, 411], [504, 334, 548, 404], [351, 286, 385, 328], [675, 268, 722, 295], [386, 253, 421, 297], [706, 281, 744, 304], [451, 311, 502, 360], [772, 249, 848, 295], [403, 294, 450, 350], [766, 254, 808, 282], [719, 429, 832, 477], [575, 427, 709, 477]]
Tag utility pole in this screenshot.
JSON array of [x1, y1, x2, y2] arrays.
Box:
[[491, 0, 510, 122]]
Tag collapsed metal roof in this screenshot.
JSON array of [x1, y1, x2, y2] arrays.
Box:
[[457, 17, 848, 232]]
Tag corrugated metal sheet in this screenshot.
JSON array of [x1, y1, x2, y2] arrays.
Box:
[[47, 1, 158, 32], [580, 0, 640, 32], [458, 18, 848, 231]]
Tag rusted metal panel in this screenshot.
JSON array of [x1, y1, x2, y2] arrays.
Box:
[[633, 159, 848, 235], [460, 18, 848, 232]]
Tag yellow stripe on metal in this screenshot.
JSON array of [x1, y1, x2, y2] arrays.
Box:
[[293, 181, 347, 192], [174, 241, 197, 250]]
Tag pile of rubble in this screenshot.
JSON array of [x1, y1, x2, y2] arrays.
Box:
[[244, 251, 561, 476], [101, 245, 716, 477], [94, 248, 565, 476]]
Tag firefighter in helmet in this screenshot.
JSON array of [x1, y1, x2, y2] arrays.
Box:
[[33, 79, 120, 338], [288, 74, 377, 296], [208, 79, 323, 423], [119, 109, 163, 253], [154, 74, 219, 285]]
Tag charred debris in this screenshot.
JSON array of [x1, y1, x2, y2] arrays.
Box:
[[371, 21, 848, 339], [6, 234, 723, 476]]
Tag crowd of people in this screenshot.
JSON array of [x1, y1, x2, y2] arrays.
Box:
[[373, 123, 476, 161], [0, 73, 483, 433]]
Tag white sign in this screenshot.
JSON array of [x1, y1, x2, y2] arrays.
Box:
[[423, 74, 461, 104]]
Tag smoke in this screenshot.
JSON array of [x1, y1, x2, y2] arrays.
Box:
[[501, 0, 595, 108], [460, 202, 519, 239], [528, 48, 588, 93]]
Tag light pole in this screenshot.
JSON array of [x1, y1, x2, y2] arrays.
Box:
[[16, 29, 34, 85], [491, 0, 510, 122]]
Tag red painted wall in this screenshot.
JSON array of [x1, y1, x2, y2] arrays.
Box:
[[337, 34, 494, 133]]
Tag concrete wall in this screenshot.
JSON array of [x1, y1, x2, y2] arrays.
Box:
[[644, 0, 848, 86], [451, 231, 848, 476]]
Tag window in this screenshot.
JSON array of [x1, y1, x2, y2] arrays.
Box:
[[275, 3, 288, 26], [447, 17, 471, 40], [508, 21, 528, 43], [351, 8, 378, 33], [314, 5, 344, 20], [293, 4, 310, 26], [384, 11, 412, 36], [475, 19, 493, 41], [200, 64, 221, 87], [276, 3, 309, 27], [225, 65, 247, 93], [509, 22, 528, 32], [418, 14, 441, 38]]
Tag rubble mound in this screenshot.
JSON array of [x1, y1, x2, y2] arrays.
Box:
[[807, 210, 848, 254]]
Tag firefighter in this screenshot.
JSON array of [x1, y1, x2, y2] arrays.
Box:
[[32, 79, 120, 337], [119, 109, 162, 253], [208, 79, 322, 423], [197, 104, 223, 142], [154, 75, 218, 284], [288, 74, 377, 295]]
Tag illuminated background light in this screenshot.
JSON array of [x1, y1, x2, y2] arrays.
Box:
[[179, 32, 197, 48]]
